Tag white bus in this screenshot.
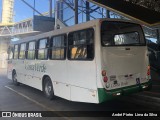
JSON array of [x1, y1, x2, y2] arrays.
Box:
[[7, 18, 152, 103]]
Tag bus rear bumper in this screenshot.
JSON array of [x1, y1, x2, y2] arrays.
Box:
[[98, 80, 152, 103]]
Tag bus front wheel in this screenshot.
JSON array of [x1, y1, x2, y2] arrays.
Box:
[[12, 71, 20, 86], [43, 77, 54, 100]]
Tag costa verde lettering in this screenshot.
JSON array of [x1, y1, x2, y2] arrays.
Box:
[[25, 63, 46, 73]]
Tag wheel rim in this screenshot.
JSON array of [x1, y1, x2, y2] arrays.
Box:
[[45, 81, 52, 96]]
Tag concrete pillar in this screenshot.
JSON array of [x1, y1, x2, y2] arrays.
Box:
[[0, 38, 10, 68], [2, 0, 14, 23], [57, 1, 63, 20]]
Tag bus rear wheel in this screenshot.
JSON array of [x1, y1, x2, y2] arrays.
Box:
[[43, 77, 54, 100], [12, 71, 20, 86]]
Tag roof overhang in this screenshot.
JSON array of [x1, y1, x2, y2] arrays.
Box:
[[87, 0, 160, 27]]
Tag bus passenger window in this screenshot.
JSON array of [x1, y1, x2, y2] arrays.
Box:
[[101, 21, 145, 46], [50, 35, 66, 60], [13, 45, 19, 59], [37, 38, 48, 60], [19, 43, 26, 59], [7, 46, 14, 60], [27, 41, 35, 59], [68, 28, 94, 60]]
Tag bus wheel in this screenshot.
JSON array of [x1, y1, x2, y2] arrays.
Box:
[[43, 77, 54, 100], [12, 71, 20, 86]]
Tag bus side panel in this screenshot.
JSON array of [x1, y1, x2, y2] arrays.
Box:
[[67, 61, 97, 89], [22, 60, 43, 91], [53, 82, 70, 100], [70, 86, 98, 103], [7, 60, 13, 80], [17, 60, 26, 83], [68, 26, 98, 103], [47, 60, 70, 100], [12, 60, 21, 81], [94, 22, 103, 89]]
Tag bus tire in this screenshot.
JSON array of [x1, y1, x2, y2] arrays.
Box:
[[43, 77, 54, 100], [12, 71, 20, 86]]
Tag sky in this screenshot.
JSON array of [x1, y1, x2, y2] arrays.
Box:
[[0, 0, 116, 25], [0, 0, 157, 43], [0, 0, 105, 24], [0, 0, 54, 22]]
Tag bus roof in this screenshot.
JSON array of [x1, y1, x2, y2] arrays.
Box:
[[11, 18, 139, 45]]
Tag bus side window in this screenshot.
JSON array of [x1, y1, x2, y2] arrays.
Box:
[[37, 38, 48, 60], [19, 43, 26, 59], [13, 44, 19, 59], [27, 41, 35, 59], [68, 28, 94, 60], [7, 46, 14, 60], [50, 35, 66, 60]]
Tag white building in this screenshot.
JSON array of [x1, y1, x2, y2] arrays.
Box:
[[1, 0, 14, 24]]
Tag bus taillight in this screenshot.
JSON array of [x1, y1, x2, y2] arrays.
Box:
[[103, 76, 108, 82], [102, 70, 106, 76], [147, 66, 150, 76], [102, 70, 108, 82]]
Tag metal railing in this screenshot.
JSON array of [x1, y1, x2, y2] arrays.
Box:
[[0, 18, 33, 37]]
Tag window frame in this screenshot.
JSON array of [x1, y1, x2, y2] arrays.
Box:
[[8, 45, 14, 60], [112, 31, 141, 46], [13, 44, 19, 59], [67, 28, 95, 61], [49, 34, 67, 60], [101, 21, 146, 47], [26, 40, 36, 60], [37, 37, 49, 60], [19, 42, 26, 60]]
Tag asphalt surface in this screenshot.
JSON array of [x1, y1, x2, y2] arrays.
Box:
[[0, 69, 160, 120]]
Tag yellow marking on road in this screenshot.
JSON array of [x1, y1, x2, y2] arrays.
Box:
[[5, 85, 71, 120]]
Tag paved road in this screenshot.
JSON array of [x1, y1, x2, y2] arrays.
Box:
[[0, 69, 159, 120]]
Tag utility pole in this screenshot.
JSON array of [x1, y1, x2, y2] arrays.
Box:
[[75, 0, 78, 24], [86, 1, 90, 21], [106, 9, 110, 18], [33, 0, 35, 16], [49, 0, 52, 17]]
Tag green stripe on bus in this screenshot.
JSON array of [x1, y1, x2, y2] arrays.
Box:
[[98, 80, 152, 103]]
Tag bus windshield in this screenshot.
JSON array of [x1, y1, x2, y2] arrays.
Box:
[[101, 21, 145, 46]]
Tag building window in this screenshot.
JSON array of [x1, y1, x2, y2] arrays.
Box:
[[50, 35, 66, 60], [37, 38, 48, 60], [19, 43, 26, 59], [27, 41, 35, 59], [13, 45, 19, 59], [68, 28, 94, 60]]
